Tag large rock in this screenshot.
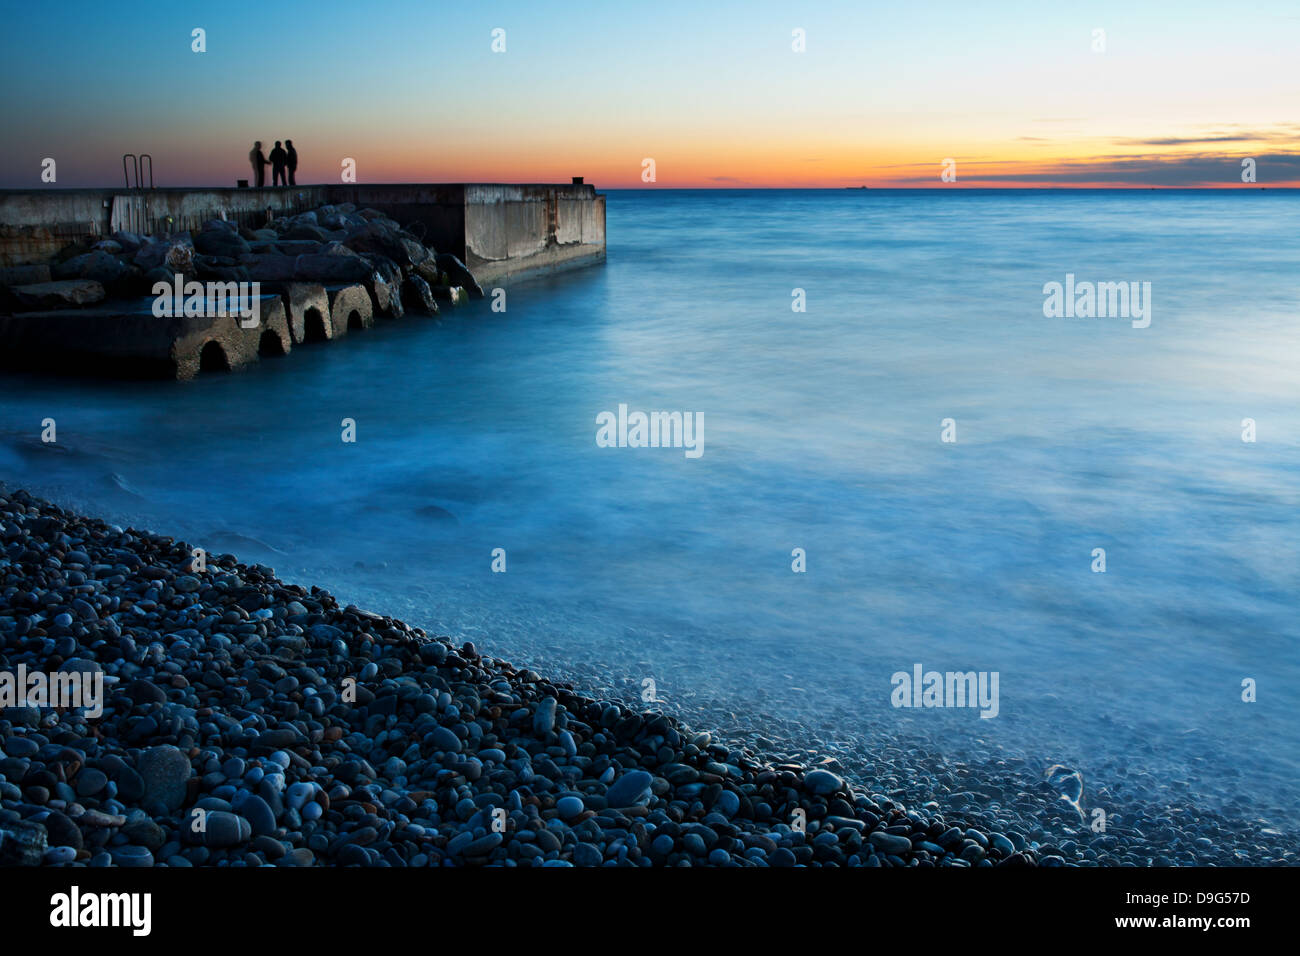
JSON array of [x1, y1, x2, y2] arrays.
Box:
[[370, 275, 403, 318], [111, 231, 144, 253], [282, 223, 330, 242], [9, 279, 105, 309], [53, 250, 129, 284], [237, 253, 299, 282], [319, 241, 362, 257], [141, 266, 175, 290], [193, 253, 234, 272], [368, 255, 402, 287], [319, 212, 351, 231], [273, 240, 327, 257], [414, 259, 442, 286], [344, 222, 417, 267], [194, 227, 251, 258], [435, 253, 484, 298], [402, 274, 438, 314], [194, 257, 251, 283], [134, 237, 194, 272], [401, 237, 430, 266], [292, 254, 375, 283]]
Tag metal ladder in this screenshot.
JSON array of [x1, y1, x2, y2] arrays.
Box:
[[115, 154, 156, 233], [122, 153, 154, 190]]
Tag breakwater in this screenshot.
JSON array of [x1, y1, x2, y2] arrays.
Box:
[[0, 183, 606, 283], [0, 184, 605, 380]]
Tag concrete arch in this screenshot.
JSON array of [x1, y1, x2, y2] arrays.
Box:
[[282, 283, 331, 344], [198, 340, 230, 373], [303, 307, 329, 343], [326, 284, 373, 337], [258, 328, 288, 357]]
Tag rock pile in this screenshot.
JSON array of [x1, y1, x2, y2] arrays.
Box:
[[0, 203, 484, 316]]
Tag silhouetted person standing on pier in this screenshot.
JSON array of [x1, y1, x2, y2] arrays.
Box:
[[285, 140, 298, 186], [249, 141, 270, 188], [269, 141, 288, 187]]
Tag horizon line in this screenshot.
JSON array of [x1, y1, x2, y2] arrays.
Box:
[[2, 183, 1296, 193]]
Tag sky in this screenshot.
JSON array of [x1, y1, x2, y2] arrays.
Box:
[[0, 0, 1297, 188]]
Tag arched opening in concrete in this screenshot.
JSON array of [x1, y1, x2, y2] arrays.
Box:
[[303, 308, 328, 343], [258, 330, 287, 357], [199, 341, 230, 373], [347, 310, 365, 331]]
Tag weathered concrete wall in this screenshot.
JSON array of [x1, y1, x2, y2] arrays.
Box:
[[0, 188, 327, 265], [462, 184, 606, 284], [0, 184, 606, 282]]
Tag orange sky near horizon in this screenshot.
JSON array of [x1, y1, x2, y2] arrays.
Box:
[[3, 1, 1298, 190], [344, 130, 1300, 189]]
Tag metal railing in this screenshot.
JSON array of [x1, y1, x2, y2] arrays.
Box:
[[122, 153, 154, 190]]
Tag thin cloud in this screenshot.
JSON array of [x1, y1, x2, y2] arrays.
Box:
[[885, 152, 1300, 186], [1117, 132, 1296, 146]]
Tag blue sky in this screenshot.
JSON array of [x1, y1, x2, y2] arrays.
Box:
[[1, 0, 1296, 187]]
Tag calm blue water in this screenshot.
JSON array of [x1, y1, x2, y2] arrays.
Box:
[[3, 189, 1298, 822]]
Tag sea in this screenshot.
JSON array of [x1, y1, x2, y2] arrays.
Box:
[[3, 188, 1297, 837]]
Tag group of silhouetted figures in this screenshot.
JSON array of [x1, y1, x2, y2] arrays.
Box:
[[248, 140, 297, 188]]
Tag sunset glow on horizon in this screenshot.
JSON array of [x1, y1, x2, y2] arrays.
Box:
[[2, 0, 1297, 189]]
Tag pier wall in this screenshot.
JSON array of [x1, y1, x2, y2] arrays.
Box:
[[0, 183, 606, 281], [460, 184, 606, 283]]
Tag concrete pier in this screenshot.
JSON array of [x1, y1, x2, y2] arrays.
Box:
[[0, 182, 606, 380], [0, 182, 606, 282]]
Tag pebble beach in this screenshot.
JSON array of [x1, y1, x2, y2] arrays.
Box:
[[1, 487, 1295, 868]]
